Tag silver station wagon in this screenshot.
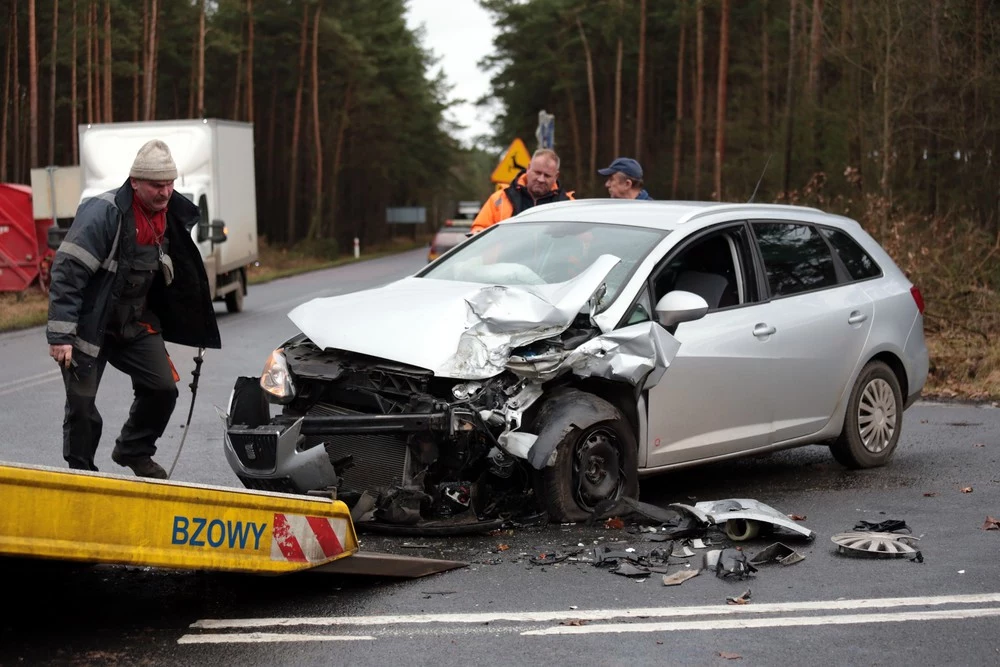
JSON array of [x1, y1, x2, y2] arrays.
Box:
[[224, 200, 928, 530]]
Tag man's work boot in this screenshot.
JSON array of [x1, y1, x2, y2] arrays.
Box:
[[111, 450, 168, 479]]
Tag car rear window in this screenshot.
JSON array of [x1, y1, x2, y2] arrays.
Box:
[[753, 222, 838, 297], [819, 227, 882, 280]]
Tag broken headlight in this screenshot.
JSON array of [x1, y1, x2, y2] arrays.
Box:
[[260, 347, 296, 403]]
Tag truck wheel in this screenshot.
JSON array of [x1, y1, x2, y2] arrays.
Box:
[[830, 360, 902, 469], [225, 270, 245, 313], [542, 402, 638, 523]]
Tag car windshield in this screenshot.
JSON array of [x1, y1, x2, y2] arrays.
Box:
[[419, 221, 667, 304]]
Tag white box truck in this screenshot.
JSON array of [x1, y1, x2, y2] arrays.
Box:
[[77, 119, 259, 312]]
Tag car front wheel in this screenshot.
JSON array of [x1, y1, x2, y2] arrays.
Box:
[[543, 402, 638, 522], [830, 360, 903, 469]]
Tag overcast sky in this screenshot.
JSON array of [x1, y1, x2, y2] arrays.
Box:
[[404, 0, 500, 149]]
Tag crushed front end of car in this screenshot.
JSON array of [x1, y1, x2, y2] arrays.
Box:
[[222, 255, 679, 532]]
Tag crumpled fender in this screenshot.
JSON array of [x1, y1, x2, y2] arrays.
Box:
[[525, 388, 623, 469]]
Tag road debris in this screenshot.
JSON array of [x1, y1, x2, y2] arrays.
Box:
[[832, 531, 923, 561], [982, 516, 1000, 531], [961, 486, 974, 493], [718, 651, 743, 660], [853, 519, 910, 533], [749, 542, 805, 566], [704, 548, 758, 579], [672, 499, 816, 541], [923, 492, 938, 497], [662, 569, 701, 586], [726, 589, 752, 605]]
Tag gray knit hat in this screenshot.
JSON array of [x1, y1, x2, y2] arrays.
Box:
[[129, 139, 178, 181]]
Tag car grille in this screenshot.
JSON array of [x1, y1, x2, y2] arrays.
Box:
[[228, 427, 280, 471], [305, 402, 409, 494]]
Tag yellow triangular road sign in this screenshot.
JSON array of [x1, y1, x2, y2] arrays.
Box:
[[490, 138, 532, 184]]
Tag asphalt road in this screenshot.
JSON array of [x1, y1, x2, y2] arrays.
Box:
[[2, 248, 998, 666]]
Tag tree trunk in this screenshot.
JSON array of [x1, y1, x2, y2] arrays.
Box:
[[566, 87, 582, 190], [634, 0, 647, 161], [713, 0, 730, 201], [782, 0, 798, 196], [246, 0, 254, 124], [1, 3, 11, 181], [308, 4, 323, 240], [144, 0, 157, 120], [612, 0, 622, 157], [197, 0, 205, 117], [91, 0, 99, 123], [576, 15, 597, 194], [29, 0, 39, 170], [85, 0, 91, 123], [150, 6, 159, 117], [232, 31, 243, 120], [879, 1, 892, 207], [12, 0, 20, 180], [132, 44, 142, 122], [48, 0, 59, 166], [186, 38, 194, 118], [70, 0, 77, 162], [327, 82, 352, 239], [103, 0, 110, 121], [694, 0, 704, 198], [267, 69, 277, 212], [761, 0, 770, 136], [671, 7, 686, 198], [807, 0, 823, 104], [286, 3, 309, 243], [613, 38, 621, 157]]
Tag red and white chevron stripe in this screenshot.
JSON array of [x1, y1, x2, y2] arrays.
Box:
[[270, 513, 348, 563]]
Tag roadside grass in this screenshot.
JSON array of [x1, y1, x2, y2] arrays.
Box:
[[0, 290, 49, 331]]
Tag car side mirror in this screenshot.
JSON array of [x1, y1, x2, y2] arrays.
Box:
[[655, 290, 709, 328], [198, 218, 227, 244]]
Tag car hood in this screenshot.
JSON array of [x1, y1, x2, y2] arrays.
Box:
[[288, 255, 623, 379]]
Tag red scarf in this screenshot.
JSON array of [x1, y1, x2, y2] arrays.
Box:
[[134, 196, 167, 246]]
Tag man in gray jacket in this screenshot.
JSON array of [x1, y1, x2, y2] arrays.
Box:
[[47, 140, 221, 478]]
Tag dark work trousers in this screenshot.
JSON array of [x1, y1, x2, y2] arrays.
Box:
[[61, 332, 179, 470]]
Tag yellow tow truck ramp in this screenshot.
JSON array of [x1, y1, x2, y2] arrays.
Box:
[[0, 461, 359, 574]]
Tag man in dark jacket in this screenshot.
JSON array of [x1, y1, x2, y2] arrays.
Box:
[[47, 139, 221, 478], [599, 157, 654, 200]]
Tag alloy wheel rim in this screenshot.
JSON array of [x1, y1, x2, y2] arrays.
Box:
[[573, 427, 624, 511], [857, 378, 897, 453]]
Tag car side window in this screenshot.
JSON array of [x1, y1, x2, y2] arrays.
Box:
[[651, 227, 752, 310], [819, 227, 882, 280], [622, 225, 754, 326], [752, 222, 838, 297]]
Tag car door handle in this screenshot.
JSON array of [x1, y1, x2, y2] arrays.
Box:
[[753, 323, 776, 338], [848, 311, 868, 325]]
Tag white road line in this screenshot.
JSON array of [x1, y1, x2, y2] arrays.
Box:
[[522, 607, 1000, 636], [190, 592, 1000, 629], [0, 370, 61, 396], [178, 633, 374, 644]]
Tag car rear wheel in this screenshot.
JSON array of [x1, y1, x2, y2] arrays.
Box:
[[831, 360, 902, 469], [543, 403, 638, 523]]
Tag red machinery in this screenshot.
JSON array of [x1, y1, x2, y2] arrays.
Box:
[[0, 184, 55, 293]]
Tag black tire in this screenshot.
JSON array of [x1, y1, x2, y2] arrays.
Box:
[[225, 270, 246, 313], [542, 399, 639, 523], [830, 360, 903, 469]]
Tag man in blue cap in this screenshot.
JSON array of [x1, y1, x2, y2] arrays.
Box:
[[598, 157, 653, 200]]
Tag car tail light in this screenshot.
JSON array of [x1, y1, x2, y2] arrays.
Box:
[[910, 286, 925, 314]]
